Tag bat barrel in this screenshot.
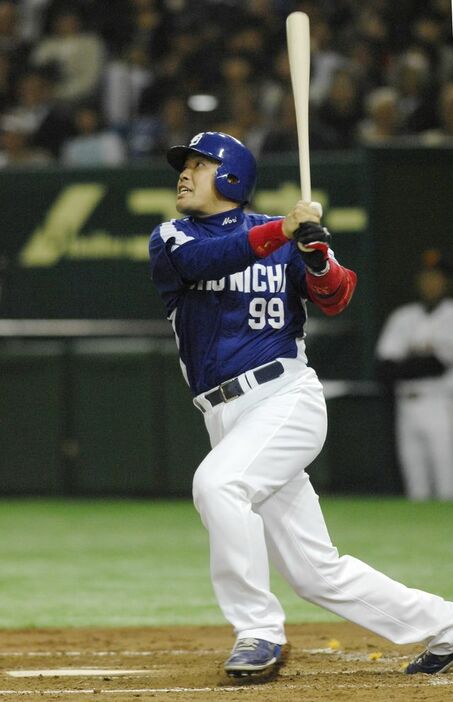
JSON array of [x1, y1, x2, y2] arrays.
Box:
[[286, 12, 311, 202]]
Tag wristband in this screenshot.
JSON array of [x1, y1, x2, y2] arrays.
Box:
[[248, 220, 288, 258], [306, 262, 357, 316], [306, 257, 344, 296]]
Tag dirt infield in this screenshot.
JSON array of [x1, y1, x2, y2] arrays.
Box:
[[1, 623, 452, 701]]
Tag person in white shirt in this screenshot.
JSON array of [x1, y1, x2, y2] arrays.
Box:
[[375, 250, 453, 500], [61, 104, 125, 166], [30, 7, 105, 109]]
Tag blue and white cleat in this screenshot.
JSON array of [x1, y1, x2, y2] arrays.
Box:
[[406, 649, 453, 674], [224, 637, 282, 677]]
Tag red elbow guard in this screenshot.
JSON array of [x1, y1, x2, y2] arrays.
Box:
[[306, 259, 357, 315], [248, 220, 289, 258]]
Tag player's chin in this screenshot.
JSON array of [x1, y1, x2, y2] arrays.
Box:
[[176, 197, 191, 214], [176, 199, 197, 215]]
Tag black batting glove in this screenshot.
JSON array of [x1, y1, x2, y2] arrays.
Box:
[[293, 222, 332, 273]]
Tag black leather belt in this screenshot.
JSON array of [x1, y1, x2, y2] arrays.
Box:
[[204, 361, 284, 408]]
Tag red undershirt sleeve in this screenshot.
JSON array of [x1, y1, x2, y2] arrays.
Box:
[[248, 220, 357, 315], [248, 220, 289, 258], [306, 258, 357, 316]]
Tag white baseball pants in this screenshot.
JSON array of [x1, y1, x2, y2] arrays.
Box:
[[396, 393, 453, 501], [192, 360, 453, 652]]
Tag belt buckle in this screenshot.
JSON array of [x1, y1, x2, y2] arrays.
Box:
[[219, 381, 236, 403]]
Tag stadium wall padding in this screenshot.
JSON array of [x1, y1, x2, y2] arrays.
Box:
[[0, 339, 399, 496]]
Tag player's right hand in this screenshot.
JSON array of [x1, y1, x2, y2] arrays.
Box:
[[282, 201, 323, 239]]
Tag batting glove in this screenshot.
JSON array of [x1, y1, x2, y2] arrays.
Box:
[[293, 221, 332, 273]]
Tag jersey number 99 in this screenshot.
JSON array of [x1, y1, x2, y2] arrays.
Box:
[[249, 297, 285, 330]]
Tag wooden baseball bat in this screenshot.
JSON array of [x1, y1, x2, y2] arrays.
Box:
[[286, 11, 312, 204]]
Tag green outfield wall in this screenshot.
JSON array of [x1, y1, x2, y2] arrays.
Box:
[[0, 146, 451, 496], [0, 152, 365, 319], [0, 338, 399, 497]]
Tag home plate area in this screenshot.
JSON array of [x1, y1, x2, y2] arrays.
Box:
[[0, 623, 452, 701]]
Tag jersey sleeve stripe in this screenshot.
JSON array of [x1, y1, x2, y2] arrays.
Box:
[[160, 220, 195, 251]]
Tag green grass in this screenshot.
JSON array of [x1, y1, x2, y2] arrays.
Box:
[[0, 497, 452, 628]]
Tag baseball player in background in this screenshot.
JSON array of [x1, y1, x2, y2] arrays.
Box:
[[375, 251, 453, 500], [150, 132, 453, 678]]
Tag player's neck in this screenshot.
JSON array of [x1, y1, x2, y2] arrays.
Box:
[[196, 203, 240, 218], [192, 206, 244, 225]]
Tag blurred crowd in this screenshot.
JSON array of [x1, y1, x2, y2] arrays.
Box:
[[0, 0, 452, 167]]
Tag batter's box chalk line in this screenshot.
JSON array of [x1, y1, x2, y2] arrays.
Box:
[[7, 668, 149, 678], [0, 649, 224, 657]]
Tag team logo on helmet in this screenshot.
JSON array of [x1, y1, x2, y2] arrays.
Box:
[[189, 133, 204, 147]]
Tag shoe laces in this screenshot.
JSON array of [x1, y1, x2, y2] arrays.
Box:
[[235, 638, 260, 652], [416, 650, 432, 664], [416, 649, 446, 664]]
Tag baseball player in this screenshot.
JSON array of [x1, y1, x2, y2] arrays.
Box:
[[149, 132, 453, 677], [375, 252, 453, 500]]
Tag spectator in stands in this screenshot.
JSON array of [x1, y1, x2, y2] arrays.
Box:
[[364, 4, 390, 37], [0, 111, 52, 166], [228, 23, 269, 75], [357, 87, 403, 144], [154, 94, 191, 154], [67, 0, 134, 57], [102, 42, 154, 131], [309, 17, 346, 107], [261, 89, 338, 154], [420, 82, 453, 144], [136, 29, 205, 117], [128, 0, 168, 61], [213, 54, 257, 124], [316, 68, 363, 148], [0, 1, 452, 163], [0, 50, 14, 111], [391, 49, 437, 133], [346, 35, 387, 94], [410, 11, 453, 87], [170, 27, 218, 95], [30, 5, 105, 110], [260, 47, 292, 120], [61, 103, 126, 165], [247, 0, 285, 47], [17, 0, 52, 44], [128, 93, 192, 160], [2, 68, 74, 157], [0, 0, 30, 63], [375, 251, 453, 501], [213, 87, 268, 157], [127, 96, 161, 159]]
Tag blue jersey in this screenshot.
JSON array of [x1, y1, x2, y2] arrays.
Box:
[[149, 206, 311, 395]]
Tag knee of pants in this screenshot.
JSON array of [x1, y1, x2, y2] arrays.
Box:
[[192, 463, 251, 516], [286, 549, 342, 602]]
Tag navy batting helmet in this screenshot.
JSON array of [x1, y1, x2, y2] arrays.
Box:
[[167, 132, 257, 205]]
